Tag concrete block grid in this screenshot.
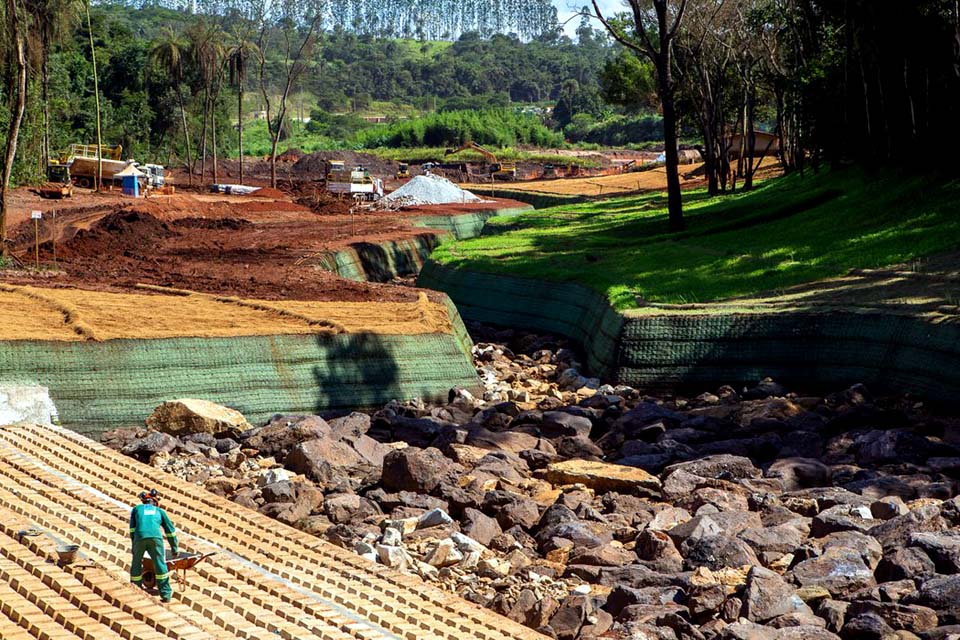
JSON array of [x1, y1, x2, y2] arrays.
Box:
[[420, 260, 960, 403], [0, 422, 547, 640]]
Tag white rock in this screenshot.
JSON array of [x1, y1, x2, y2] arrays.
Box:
[[418, 508, 454, 529], [0, 385, 59, 425], [257, 468, 294, 487], [426, 539, 464, 568], [376, 545, 410, 570], [451, 532, 486, 555], [381, 527, 403, 546], [573, 584, 592, 595]]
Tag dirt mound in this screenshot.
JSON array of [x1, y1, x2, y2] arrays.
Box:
[[176, 217, 253, 230], [292, 151, 396, 179], [248, 187, 288, 199], [60, 209, 177, 258]]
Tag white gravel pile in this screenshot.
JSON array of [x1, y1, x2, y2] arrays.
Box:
[[382, 174, 488, 207]]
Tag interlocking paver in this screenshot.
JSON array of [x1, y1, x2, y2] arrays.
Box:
[[0, 423, 548, 640]]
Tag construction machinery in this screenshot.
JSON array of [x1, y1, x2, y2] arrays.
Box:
[[325, 161, 384, 201], [37, 162, 74, 199], [444, 141, 517, 180], [57, 144, 129, 188], [396, 162, 410, 179]]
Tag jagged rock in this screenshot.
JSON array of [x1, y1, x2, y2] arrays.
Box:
[[546, 459, 662, 496], [742, 566, 810, 622], [541, 411, 593, 438], [381, 447, 462, 494], [324, 493, 381, 524], [664, 454, 761, 481], [243, 415, 331, 458], [483, 490, 541, 530], [121, 431, 179, 460], [461, 508, 502, 546], [681, 535, 760, 571], [841, 613, 898, 640], [767, 458, 832, 491], [908, 531, 960, 574], [327, 412, 371, 439], [904, 575, 960, 623], [792, 547, 877, 597], [847, 602, 939, 633], [285, 437, 364, 484], [875, 547, 936, 583], [147, 398, 251, 436], [259, 482, 323, 526]]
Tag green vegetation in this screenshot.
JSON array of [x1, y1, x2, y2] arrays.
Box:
[[368, 147, 601, 168], [433, 170, 960, 310], [355, 110, 563, 149]]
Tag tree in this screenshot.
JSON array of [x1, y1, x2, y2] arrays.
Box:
[[83, 0, 104, 190], [591, 0, 689, 231], [1, 0, 28, 251], [151, 27, 193, 185], [256, 0, 324, 188], [227, 30, 257, 184]]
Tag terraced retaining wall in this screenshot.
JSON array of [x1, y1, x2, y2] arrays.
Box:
[[420, 260, 960, 403], [314, 206, 532, 282], [0, 321, 480, 438]]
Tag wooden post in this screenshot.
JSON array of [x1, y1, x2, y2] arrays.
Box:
[[31, 210, 41, 268]]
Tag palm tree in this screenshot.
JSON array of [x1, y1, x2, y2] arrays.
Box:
[[187, 20, 224, 183], [82, 0, 104, 190], [24, 0, 81, 171], [226, 31, 258, 185], [151, 28, 194, 186]]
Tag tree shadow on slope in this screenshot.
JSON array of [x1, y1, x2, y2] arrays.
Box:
[[311, 333, 403, 412]]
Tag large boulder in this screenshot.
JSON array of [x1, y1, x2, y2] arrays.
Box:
[[381, 447, 462, 494], [285, 437, 365, 483], [146, 398, 251, 436], [545, 459, 661, 497], [242, 415, 331, 459]]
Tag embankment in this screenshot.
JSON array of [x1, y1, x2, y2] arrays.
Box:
[[311, 203, 532, 282], [419, 260, 960, 402], [0, 286, 480, 436]]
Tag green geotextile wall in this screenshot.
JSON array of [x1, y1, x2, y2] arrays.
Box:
[[419, 260, 960, 403], [418, 261, 624, 379], [314, 207, 533, 282], [0, 330, 481, 438], [412, 206, 533, 240], [466, 190, 586, 210]]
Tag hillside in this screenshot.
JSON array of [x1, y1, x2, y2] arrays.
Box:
[[433, 169, 960, 309]]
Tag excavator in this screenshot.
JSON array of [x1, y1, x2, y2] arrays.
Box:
[[444, 141, 516, 180]]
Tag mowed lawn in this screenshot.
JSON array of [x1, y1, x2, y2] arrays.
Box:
[[432, 168, 960, 310]]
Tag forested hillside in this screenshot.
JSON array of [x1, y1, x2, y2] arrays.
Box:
[[0, 1, 615, 182]]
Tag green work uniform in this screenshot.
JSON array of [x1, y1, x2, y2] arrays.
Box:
[[129, 503, 179, 601]]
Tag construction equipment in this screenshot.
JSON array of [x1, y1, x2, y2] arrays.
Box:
[[325, 161, 384, 201], [396, 162, 410, 179], [444, 141, 516, 180], [38, 162, 74, 199], [141, 552, 216, 589], [60, 143, 130, 189]]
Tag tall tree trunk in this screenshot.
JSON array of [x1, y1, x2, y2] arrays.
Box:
[[660, 67, 684, 232], [199, 87, 209, 183], [85, 0, 104, 191], [212, 110, 218, 183], [1, 3, 27, 252], [41, 34, 50, 174], [238, 81, 244, 184], [176, 87, 194, 185]]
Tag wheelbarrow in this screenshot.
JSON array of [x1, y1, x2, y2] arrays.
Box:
[[142, 552, 215, 589]]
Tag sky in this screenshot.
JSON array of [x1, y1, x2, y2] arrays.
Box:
[[552, 0, 624, 37]]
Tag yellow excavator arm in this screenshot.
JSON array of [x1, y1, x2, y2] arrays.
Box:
[[444, 141, 498, 164]]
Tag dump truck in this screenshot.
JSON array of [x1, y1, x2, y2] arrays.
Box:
[[325, 162, 384, 201], [60, 144, 130, 188]]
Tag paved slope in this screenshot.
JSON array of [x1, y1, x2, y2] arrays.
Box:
[[0, 422, 545, 640]]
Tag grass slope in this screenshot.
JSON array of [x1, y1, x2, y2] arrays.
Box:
[[433, 168, 960, 310]]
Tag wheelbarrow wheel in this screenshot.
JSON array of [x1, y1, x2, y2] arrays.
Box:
[[142, 569, 157, 589]]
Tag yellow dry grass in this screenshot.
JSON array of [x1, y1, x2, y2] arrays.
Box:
[[470, 158, 782, 197], [0, 285, 454, 342]]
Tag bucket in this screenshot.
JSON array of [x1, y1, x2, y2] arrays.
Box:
[[56, 544, 80, 565]]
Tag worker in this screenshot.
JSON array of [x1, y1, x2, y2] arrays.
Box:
[[130, 488, 179, 602]]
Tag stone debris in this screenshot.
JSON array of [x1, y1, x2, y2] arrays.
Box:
[[107, 323, 960, 640], [381, 173, 487, 207]]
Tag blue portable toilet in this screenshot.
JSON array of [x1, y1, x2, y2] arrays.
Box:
[[115, 164, 145, 197]]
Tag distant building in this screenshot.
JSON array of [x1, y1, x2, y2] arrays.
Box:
[[724, 131, 780, 159], [361, 115, 389, 124]]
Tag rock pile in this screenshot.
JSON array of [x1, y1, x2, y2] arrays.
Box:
[[381, 173, 486, 207], [107, 326, 960, 640]]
